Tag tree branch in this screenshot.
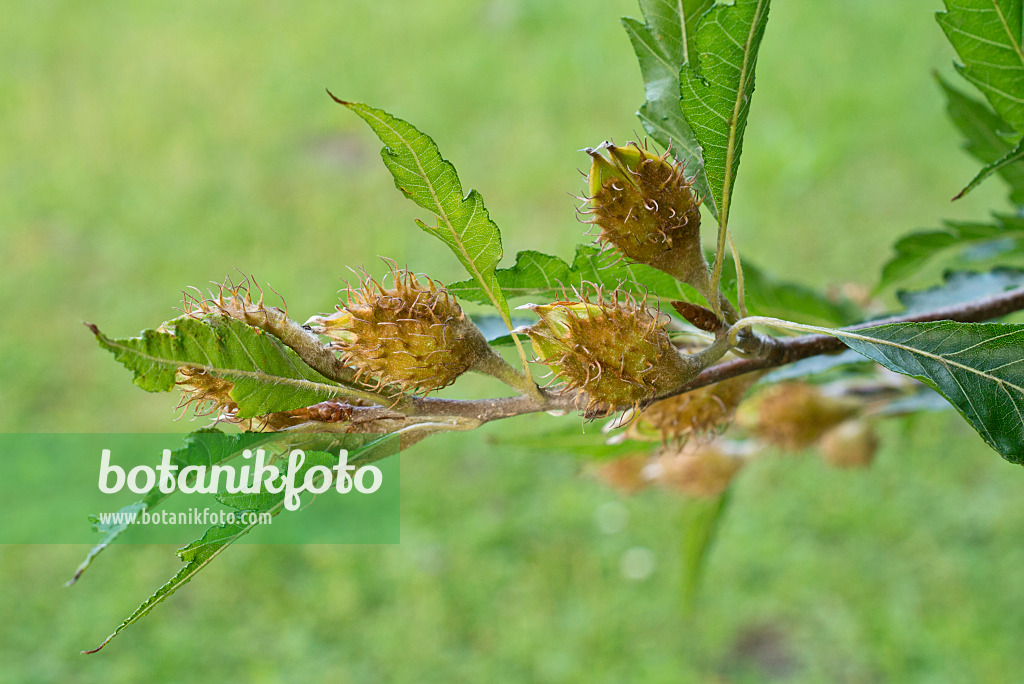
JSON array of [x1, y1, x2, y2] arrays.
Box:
[[295, 285, 1024, 431], [660, 284, 1024, 400]]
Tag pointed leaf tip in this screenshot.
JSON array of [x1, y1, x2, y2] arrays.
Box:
[[325, 89, 349, 106]]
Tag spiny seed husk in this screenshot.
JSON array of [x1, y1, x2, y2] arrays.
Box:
[[584, 142, 707, 288], [744, 381, 861, 450], [311, 269, 475, 394], [175, 367, 237, 417], [820, 419, 878, 469], [592, 454, 651, 495], [525, 291, 692, 417], [632, 371, 762, 443], [649, 441, 745, 498]]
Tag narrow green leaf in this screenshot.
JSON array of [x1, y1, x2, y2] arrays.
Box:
[[679, 0, 771, 221], [68, 429, 269, 585], [333, 97, 510, 322], [449, 245, 858, 327], [680, 488, 730, 612], [85, 436, 396, 653], [717, 254, 861, 327], [759, 350, 870, 384], [84, 492, 289, 654], [939, 74, 1024, 203], [91, 315, 362, 418], [448, 245, 700, 304], [937, 0, 1024, 133], [622, 0, 717, 216], [878, 214, 1024, 290], [898, 267, 1024, 313], [954, 135, 1024, 200], [832, 321, 1024, 463]]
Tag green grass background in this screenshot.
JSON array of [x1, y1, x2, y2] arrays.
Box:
[[2, 0, 1023, 681]]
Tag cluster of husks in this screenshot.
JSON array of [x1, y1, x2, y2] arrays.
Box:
[[592, 378, 886, 498], [739, 381, 860, 450], [520, 290, 701, 417], [738, 381, 879, 468], [306, 269, 477, 394], [583, 142, 710, 294]]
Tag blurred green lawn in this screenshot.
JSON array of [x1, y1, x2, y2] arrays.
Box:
[[2, 1, 1023, 681]]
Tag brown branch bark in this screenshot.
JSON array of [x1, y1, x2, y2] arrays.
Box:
[[662, 283, 1024, 400], [387, 284, 1024, 424]]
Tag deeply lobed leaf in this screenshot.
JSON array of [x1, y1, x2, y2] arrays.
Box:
[[68, 429, 271, 585]]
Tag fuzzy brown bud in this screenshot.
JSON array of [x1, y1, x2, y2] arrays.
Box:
[[583, 141, 709, 293], [306, 268, 476, 394]]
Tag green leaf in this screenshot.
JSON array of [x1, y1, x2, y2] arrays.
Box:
[[91, 315, 363, 418], [448, 245, 701, 304], [622, 0, 717, 216], [759, 350, 870, 384], [679, 0, 771, 221], [450, 245, 858, 327], [831, 321, 1024, 463], [85, 435, 397, 653], [334, 98, 511, 322], [937, 0, 1024, 133], [68, 429, 270, 586], [717, 254, 861, 327], [898, 267, 1024, 313], [955, 135, 1024, 200], [83, 491, 289, 654], [874, 389, 956, 417], [680, 488, 730, 612], [489, 422, 650, 460], [878, 214, 1024, 290], [939, 74, 1024, 203]]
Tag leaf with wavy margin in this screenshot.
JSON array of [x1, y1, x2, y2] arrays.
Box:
[[90, 316, 374, 417]]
